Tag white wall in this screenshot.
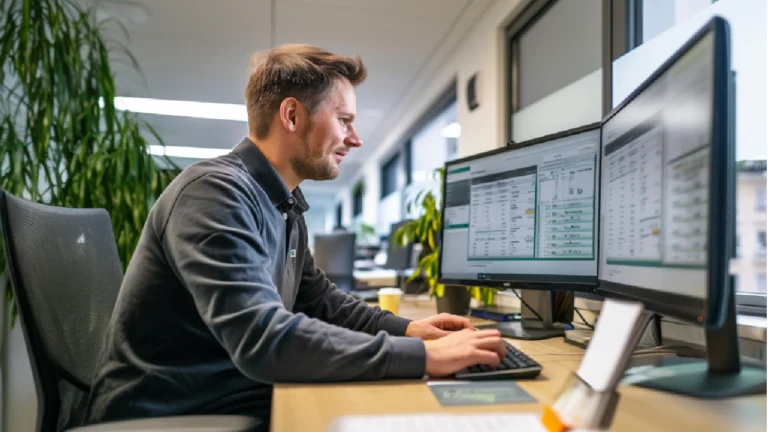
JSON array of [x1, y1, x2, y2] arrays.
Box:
[[339, 189, 353, 227], [335, 0, 527, 224], [362, 165, 381, 229], [324, 208, 335, 232]]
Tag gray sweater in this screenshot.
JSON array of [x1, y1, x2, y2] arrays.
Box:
[[84, 138, 426, 426]]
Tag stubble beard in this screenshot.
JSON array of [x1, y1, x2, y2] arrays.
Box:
[[290, 124, 340, 181]]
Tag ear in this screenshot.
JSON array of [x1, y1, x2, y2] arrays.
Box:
[[278, 97, 300, 132]]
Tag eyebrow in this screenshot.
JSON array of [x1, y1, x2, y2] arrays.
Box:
[[339, 111, 356, 122]]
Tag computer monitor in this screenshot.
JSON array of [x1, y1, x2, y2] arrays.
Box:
[[314, 232, 356, 293], [438, 124, 602, 339], [384, 220, 413, 271], [598, 17, 764, 398]]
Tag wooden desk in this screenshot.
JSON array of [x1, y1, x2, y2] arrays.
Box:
[[272, 296, 766, 432]]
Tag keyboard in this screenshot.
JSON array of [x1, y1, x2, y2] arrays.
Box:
[[350, 289, 379, 302], [454, 341, 542, 380]]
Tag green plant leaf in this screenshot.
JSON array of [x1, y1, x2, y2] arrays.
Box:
[[0, 0, 180, 326]]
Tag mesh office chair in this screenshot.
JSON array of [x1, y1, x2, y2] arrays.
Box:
[[313, 232, 356, 293], [0, 191, 260, 432]]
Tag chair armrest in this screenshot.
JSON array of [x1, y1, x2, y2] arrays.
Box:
[[66, 415, 262, 432]]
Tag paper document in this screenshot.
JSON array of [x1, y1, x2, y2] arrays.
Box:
[[427, 380, 536, 406], [327, 413, 547, 432], [577, 298, 645, 391]]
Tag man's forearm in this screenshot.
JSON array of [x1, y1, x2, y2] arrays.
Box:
[[295, 280, 412, 336]]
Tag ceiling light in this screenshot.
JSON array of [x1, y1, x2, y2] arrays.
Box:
[[149, 145, 231, 159], [442, 122, 461, 138], [111, 97, 248, 121]]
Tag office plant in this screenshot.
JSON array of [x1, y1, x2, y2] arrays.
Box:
[[394, 168, 495, 313], [0, 0, 179, 324]]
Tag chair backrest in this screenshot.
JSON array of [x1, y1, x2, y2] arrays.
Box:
[[313, 232, 356, 291], [0, 191, 123, 432]]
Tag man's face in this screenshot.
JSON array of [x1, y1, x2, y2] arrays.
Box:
[[290, 78, 362, 181]]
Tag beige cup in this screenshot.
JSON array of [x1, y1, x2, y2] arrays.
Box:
[[377, 287, 403, 315]]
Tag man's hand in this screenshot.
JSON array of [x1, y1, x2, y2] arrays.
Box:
[[404, 313, 475, 340], [423, 329, 506, 377]]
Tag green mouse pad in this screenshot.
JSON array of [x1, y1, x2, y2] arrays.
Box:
[[428, 381, 537, 406]]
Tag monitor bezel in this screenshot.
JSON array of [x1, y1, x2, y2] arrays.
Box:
[[437, 123, 602, 292], [595, 17, 732, 327]]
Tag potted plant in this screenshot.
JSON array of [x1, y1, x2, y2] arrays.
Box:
[[0, 0, 179, 322], [394, 168, 496, 315], [0, 1, 177, 428], [355, 223, 378, 246]]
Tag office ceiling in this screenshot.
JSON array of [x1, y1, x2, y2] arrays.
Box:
[[96, 0, 484, 209]]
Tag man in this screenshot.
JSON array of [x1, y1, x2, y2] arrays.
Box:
[[85, 44, 505, 430]]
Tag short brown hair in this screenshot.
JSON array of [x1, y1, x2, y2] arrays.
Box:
[[245, 44, 367, 139]]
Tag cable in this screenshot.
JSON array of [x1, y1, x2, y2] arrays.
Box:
[[573, 308, 595, 330], [510, 289, 544, 322], [533, 347, 686, 357]]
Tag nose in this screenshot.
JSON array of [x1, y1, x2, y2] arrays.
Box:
[[345, 125, 362, 148]]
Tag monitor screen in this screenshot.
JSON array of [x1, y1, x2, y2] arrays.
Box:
[[598, 20, 731, 324], [384, 220, 413, 270], [439, 126, 601, 287]]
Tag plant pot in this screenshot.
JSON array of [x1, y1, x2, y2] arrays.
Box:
[[435, 285, 471, 316]]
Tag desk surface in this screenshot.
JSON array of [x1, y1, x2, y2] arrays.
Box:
[[272, 296, 766, 432]]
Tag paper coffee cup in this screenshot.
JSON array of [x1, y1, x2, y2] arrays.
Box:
[[377, 287, 403, 315]]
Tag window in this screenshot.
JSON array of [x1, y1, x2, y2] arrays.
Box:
[[506, 0, 602, 142], [639, 0, 714, 46], [609, 0, 767, 304], [380, 154, 401, 199], [352, 183, 363, 218], [335, 203, 343, 229], [756, 187, 766, 211], [378, 154, 404, 234], [401, 96, 457, 220], [758, 274, 767, 290], [409, 100, 457, 184]]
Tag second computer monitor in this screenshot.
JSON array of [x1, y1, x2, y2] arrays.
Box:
[[598, 18, 730, 327], [438, 124, 601, 289]]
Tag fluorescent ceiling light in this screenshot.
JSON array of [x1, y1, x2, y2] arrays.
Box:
[[149, 145, 231, 159], [442, 122, 461, 138], [110, 97, 248, 121]]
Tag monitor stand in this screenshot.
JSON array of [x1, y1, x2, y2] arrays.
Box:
[[624, 286, 766, 399], [477, 290, 565, 340]]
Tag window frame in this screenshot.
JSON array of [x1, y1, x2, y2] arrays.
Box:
[[506, 0, 608, 140]]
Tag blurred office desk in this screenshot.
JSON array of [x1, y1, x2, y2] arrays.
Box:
[[352, 268, 398, 288], [272, 296, 766, 432]]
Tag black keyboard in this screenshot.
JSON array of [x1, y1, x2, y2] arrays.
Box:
[[454, 341, 542, 380]]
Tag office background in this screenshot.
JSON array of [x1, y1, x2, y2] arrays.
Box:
[[1, 0, 765, 431]]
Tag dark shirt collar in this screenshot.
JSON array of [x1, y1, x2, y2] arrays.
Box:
[[233, 138, 310, 213]]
